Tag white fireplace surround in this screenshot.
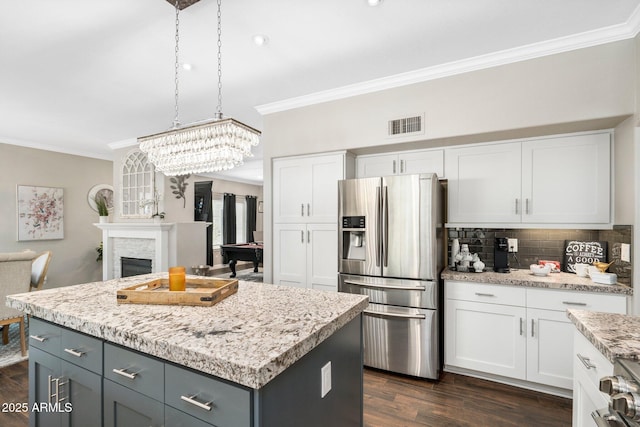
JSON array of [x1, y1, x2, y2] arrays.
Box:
[[95, 222, 208, 280]]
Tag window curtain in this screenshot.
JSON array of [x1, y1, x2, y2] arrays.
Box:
[[246, 196, 257, 243], [223, 193, 236, 244]]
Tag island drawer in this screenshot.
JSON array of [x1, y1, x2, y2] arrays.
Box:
[[165, 363, 251, 427], [60, 328, 103, 374], [527, 288, 627, 313], [29, 317, 62, 354], [104, 343, 164, 402], [446, 281, 525, 306], [573, 329, 613, 390]]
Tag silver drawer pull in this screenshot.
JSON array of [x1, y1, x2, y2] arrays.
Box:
[[30, 335, 47, 342], [475, 292, 495, 297], [112, 368, 138, 380], [344, 280, 426, 291], [563, 301, 587, 306], [577, 353, 596, 370], [363, 309, 426, 320], [181, 394, 213, 411], [63, 348, 85, 358]]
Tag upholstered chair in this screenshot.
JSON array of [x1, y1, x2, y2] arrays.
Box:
[[0, 250, 37, 356], [30, 251, 52, 291]]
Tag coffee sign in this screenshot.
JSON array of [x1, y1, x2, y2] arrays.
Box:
[[563, 240, 607, 273]]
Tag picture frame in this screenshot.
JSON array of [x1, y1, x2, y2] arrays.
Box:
[[17, 185, 64, 241], [88, 184, 114, 213]]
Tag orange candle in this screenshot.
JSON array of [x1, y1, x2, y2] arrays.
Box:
[[168, 266, 186, 291]]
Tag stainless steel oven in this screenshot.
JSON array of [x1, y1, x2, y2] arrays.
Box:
[[594, 358, 640, 426]]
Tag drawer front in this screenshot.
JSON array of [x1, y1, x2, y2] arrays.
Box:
[[527, 288, 627, 313], [29, 318, 62, 355], [445, 281, 525, 306], [60, 328, 103, 374], [165, 364, 251, 427], [165, 405, 215, 427], [573, 330, 613, 391], [104, 343, 164, 402]]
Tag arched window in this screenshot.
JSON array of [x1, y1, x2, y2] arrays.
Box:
[[121, 150, 155, 218]]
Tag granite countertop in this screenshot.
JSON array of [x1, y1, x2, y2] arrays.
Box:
[[568, 309, 640, 363], [441, 268, 633, 295], [6, 273, 369, 389]]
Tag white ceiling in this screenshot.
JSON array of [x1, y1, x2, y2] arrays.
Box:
[[2, 0, 640, 184]]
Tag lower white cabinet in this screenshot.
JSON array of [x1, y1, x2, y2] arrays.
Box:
[[444, 280, 626, 393], [572, 330, 612, 427], [273, 223, 338, 291]]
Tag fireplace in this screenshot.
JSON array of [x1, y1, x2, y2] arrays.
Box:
[[121, 257, 152, 277]]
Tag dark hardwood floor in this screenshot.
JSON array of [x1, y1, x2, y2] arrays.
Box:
[[0, 361, 571, 427]]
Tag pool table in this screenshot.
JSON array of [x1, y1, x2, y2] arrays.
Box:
[[220, 243, 263, 278]]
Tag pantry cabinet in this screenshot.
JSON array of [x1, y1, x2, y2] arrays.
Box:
[[356, 149, 444, 178], [444, 281, 625, 393], [445, 131, 611, 227]]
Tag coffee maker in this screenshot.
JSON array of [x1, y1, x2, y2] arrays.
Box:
[[494, 237, 510, 273]]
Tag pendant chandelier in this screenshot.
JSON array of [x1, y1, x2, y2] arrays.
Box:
[[139, 0, 260, 176]]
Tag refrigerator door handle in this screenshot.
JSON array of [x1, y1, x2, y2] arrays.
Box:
[[382, 185, 389, 267], [376, 186, 381, 267], [363, 309, 426, 320], [344, 280, 426, 291]]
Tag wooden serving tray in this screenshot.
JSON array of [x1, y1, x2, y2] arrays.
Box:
[[116, 277, 238, 306]]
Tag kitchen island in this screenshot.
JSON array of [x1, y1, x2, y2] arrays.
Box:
[[7, 273, 369, 427]]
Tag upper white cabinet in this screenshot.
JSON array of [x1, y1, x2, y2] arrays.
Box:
[[446, 131, 611, 227], [356, 149, 444, 178], [273, 153, 348, 224]]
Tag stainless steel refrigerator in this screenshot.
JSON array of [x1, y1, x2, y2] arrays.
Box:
[[338, 173, 443, 379]]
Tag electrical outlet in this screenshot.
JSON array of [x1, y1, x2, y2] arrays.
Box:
[[508, 238, 518, 253], [621, 243, 631, 262], [321, 361, 332, 398]]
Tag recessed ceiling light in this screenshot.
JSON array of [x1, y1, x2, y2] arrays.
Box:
[[367, 0, 383, 6], [182, 63, 193, 71], [252, 34, 269, 46]]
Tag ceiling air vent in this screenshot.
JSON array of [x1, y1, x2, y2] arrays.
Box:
[[387, 113, 424, 138]]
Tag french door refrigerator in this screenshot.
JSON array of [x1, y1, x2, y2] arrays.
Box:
[[338, 173, 443, 379]]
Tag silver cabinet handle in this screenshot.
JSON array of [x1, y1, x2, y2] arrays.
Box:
[[307, 203, 310, 216], [344, 280, 425, 291], [301, 230, 304, 243], [519, 318, 524, 336], [301, 204, 304, 216], [363, 309, 426, 320], [180, 394, 213, 411], [112, 368, 138, 380], [515, 198, 519, 214], [475, 292, 495, 297], [400, 159, 405, 173], [531, 319, 535, 337], [563, 301, 587, 306], [307, 230, 310, 243], [392, 160, 396, 174], [30, 335, 47, 342], [63, 348, 85, 358], [526, 198, 530, 214], [577, 353, 596, 370]]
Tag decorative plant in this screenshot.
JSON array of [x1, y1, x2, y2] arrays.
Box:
[[170, 175, 190, 208], [96, 242, 103, 262], [140, 189, 164, 219], [95, 194, 109, 216]]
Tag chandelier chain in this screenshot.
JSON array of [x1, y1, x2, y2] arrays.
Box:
[[216, 0, 223, 118], [173, 0, 181, 128]]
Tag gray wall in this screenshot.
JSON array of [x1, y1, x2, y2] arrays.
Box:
[[261, 38, 638, 289], [0, 143, 113, 287]]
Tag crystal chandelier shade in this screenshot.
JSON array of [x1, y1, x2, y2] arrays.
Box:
[[138, 0, 260, 177]]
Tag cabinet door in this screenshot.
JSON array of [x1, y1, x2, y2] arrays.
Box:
[[445, 299, 526, 379], [307, 223, 338, 292], [399, 150, 444, 177], [356, 154, 398, 177], [308, 154, 344, 223], [526, 308, 573, 389], [446, 143, 521, 223], [60, 360, 102, 427], [522, 132, 610, 224], [103, 379, 164, 427], [572, 365, 609, 427], [272, 158, 310, 223], [29, 347, 62, 427], [273, 224, 307, 288]]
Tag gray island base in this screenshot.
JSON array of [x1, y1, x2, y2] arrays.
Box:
[[8, 274, 368, 427]]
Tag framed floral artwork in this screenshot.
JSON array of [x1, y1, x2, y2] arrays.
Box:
[[17, 185, 64, 241]]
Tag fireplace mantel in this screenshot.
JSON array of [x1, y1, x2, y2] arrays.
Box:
[[95, 222, 208, 280]]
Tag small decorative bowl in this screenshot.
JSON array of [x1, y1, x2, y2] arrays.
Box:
[[530, 264, 551, 277]]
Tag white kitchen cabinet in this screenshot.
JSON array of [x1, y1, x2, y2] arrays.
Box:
[[572, 330, 612, 427], [356, 149, 444, 178], [273, 223, 338, 291], [445, 281, 626, 394], [445, 131, 611, 227], [273, 153, 346, 224]]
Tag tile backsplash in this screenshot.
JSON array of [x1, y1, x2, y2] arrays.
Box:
[[447, 225, 632, 285]]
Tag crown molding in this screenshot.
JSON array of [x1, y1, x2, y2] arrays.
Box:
[[0, 136, 114, 161], [256, 7, 640, 116]]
